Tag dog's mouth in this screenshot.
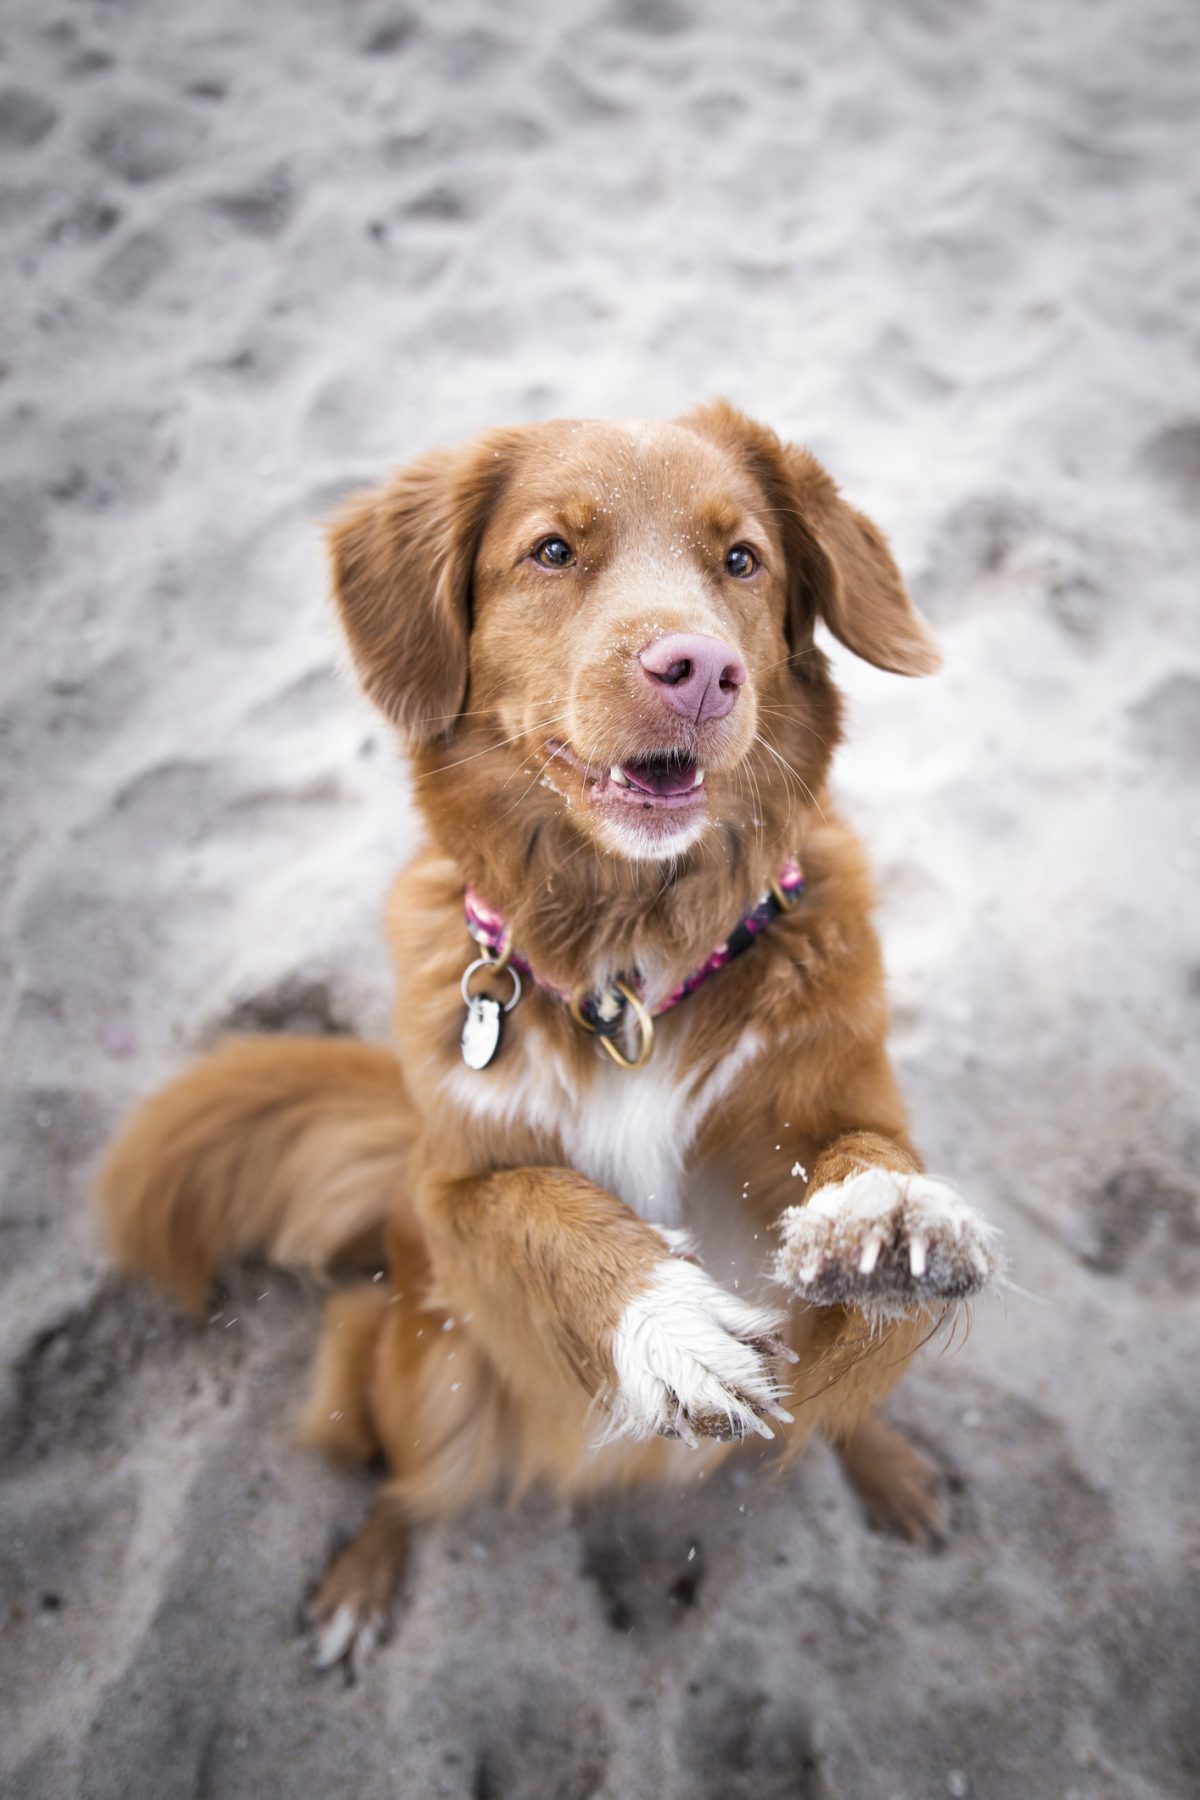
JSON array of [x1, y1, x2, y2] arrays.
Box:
[[547, 740, 707, 812], [609, 754, 706, 800]]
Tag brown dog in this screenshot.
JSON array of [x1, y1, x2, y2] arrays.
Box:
[[99, 401, 1000, 1675]]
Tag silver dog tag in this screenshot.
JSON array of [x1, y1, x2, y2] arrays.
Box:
[[461, 995, 503, 1069]]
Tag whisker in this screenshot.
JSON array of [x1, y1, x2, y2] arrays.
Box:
[[754, 727, 827, 825], [492, 747, 561, 826], [414, 714, 570, 780]]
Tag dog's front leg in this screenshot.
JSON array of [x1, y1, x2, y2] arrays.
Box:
[[419, 1166, 792, 1444], [773, 1127, 1002, 1319]]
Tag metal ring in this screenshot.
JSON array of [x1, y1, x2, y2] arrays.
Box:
[[568, 987, 596, 1033], [467, 934, 513, 974], [594, 981, 655, 1071], [460, 957, 522, 1012], [768, 876, 801, 913]]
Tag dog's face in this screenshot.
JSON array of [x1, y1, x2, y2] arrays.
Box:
[[330, 403, 938, 866]]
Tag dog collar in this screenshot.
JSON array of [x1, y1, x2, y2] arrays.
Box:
[[459, 857, 804, 1071]]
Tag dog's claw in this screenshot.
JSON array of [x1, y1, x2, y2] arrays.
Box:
[[310, 1602, 359, 1672], [773, 1171, 1002, 1319], [606, 1258, 791, 1446]]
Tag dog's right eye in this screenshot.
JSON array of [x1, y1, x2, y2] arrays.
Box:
[[533, 537, 574, 569]]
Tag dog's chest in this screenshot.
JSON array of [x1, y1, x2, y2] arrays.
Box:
[[441, 1022, 764, 1230], [559, 1049, 697, 1226]]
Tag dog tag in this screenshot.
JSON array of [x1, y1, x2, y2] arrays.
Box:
[[461, 995, 503, 1069]]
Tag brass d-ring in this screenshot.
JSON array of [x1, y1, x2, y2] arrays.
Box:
[[485, 937, 512, 974], [578, 980, 655, 1071], [768, 876, 800, 913], [568, 988, 595, 1033]]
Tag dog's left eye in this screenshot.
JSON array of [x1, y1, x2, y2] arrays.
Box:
[[533, 537, 575, 569], [725, 545, 757, 578]]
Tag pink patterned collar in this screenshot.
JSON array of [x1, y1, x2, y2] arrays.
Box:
[[463, 856, 804, 1064]]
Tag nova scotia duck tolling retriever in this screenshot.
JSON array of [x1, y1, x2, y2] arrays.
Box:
[[99, 401, 1002, 1675]]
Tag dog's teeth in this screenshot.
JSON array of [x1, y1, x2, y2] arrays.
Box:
[[610, 765, 630, 787], [909, 1234, 927, 1278], [691, 767, 706, 789]]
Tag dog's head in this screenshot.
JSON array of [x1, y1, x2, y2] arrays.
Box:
[[329, 402, 938, 869]]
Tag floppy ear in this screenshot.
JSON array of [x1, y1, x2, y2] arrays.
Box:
[[779, 443, 941, 677], [681, 400, 940, 678], [327, 434, 516, 741]]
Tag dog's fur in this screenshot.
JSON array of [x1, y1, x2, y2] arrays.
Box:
[[98, 402, 999, 1675]]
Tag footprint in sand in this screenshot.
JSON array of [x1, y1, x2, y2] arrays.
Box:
[[678, 1635, 826, 1800], [608, 0, 693, 39], [48, 194, 122, 246], [0, 1279, 215, 1469], [0, 86, 58, 150], [1066, 1160, 1200, 1288], [47, 407, 175, 511], [1127, 671, 1200, 770], [416, 1668, 612, 1800], [0, 478, 53, 587], [214, 974, 354, 1042], [356, 13, 419, 58], [1138, 419, 1200, 512], [207, 163, 297, 241], [93, 229, 172, 305], [87, 98, 205, 185], [575, 1492, 708, 1635]]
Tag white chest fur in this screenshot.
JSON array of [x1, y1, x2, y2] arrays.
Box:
[[440, 1021, 765, 1229]]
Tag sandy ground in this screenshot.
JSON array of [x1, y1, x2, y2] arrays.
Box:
[[1, 0, 1198, 1795]]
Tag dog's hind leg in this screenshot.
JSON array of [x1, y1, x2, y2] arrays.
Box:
[[305, 1495, 409, 1680], [299, 1229, 507, 1676], [831, 1412, 946, 1546], [297, 1282, 391, 1465]]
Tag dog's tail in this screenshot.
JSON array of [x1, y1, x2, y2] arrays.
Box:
[[97, 1035, 416, 1313]]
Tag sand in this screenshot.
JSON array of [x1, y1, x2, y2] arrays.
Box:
[[1, 0, 1198, 1794]]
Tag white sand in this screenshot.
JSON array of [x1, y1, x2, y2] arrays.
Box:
[[1, 0, 1198, 1794]]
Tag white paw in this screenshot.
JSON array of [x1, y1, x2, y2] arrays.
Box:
[[605, 1257, 795, 1446], [306, 1597, 388, 1682], [773, 1169, 1001, 1319]]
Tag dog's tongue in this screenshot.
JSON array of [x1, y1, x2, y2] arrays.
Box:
[[621, 756, 697, 797]]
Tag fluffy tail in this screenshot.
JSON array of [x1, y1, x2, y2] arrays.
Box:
[[98, 1035, 416, 1313]]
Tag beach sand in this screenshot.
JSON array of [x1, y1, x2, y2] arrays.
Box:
[[1, 0, 1198, 1794]]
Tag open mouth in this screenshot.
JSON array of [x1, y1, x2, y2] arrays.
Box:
[[548, 741, 707, 812], [609, 754, 705, 801]]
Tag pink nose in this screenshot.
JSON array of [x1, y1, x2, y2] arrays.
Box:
[[639, 632, 747, 724]]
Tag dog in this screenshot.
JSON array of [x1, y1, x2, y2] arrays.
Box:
[[98, 400, 1001, 1676]]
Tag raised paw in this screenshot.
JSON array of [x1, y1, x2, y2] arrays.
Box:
[[303, 1503, 408, 1680], [604, 1256, 796, 1447], [773, 1169, 1001, 1319]]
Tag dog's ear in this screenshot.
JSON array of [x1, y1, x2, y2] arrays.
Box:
[[328, 434, 516, 740], [682, 401, 940, 678], [778, 444, 941, 677]]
